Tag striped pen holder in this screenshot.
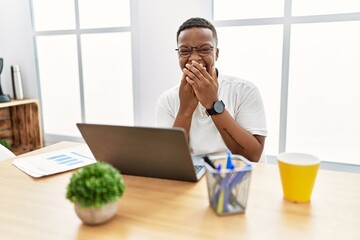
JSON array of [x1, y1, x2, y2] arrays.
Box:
[[204, 155, 253, 216]]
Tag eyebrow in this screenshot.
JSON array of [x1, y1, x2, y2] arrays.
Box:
[[178, 43, 213, 48]]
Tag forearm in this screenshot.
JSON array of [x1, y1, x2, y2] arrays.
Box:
[[173, 111, 193, 141], [211, 110, 265, 162]]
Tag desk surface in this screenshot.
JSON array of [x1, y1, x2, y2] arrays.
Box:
[[0, 142, 359, 240]]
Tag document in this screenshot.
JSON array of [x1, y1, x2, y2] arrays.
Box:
[[12, 145, 96, 178]]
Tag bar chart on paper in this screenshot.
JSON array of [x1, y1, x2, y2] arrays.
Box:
[[47, 152, 94, 166], [12, 145, 96, 178]]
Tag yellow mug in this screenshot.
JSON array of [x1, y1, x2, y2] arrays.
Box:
[[277, 152, 320, 203]]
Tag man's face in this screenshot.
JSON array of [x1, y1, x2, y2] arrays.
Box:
[[177, 28, 219, 73]]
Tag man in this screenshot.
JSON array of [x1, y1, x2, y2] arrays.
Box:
[[156, 17, 267, 162]]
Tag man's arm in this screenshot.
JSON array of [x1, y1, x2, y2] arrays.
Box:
[[211, 110, 265, 162], [184, 62, 265, 162], [173, 73, 198, 140]]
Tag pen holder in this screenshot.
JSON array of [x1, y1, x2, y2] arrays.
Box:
[[204, 155, 253, 216]]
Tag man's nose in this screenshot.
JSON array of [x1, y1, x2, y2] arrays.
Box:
[[188, 49, 201, 60]]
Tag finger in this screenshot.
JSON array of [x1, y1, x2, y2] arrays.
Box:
[[184, 65, 200, 82], [211, 66, 218, 85], [186, 62, 206, 79], [180, 72, 187, 86], [180, 73, 195, 92], [191, 61, 208, 76], [186, 64, 210, 88], [190, 61, 215, 85], [186, 76, 199, 89], [184, 77, 194, 92], [186, 77, 200, 97]]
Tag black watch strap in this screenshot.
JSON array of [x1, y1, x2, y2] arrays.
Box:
[[206, 100, 225, 116]]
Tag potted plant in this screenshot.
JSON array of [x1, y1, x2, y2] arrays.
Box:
[[66, 162, 126, 225]]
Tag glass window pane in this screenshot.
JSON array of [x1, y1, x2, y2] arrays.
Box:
[[36, 35, 82, 136], [214, 0, 284, 20], [292, 0, 360, 16], [216, 25, 283, 156], [81, 32, 133, 125], [32, 0, 75, 31], [287, 21, 360, 165], [78, 0, 130, 29]]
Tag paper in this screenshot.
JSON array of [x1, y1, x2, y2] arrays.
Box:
[[12, 145, 96, 178]]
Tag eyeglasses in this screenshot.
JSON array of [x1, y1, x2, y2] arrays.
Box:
[[175, 45, 214, 58]]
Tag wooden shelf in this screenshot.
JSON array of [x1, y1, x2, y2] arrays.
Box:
[[0, 99, 43, 155]]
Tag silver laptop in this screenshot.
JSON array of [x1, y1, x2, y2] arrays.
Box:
[[77, 123, 205, 182]]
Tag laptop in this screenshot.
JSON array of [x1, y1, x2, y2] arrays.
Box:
[[76, 123, 205, 182]]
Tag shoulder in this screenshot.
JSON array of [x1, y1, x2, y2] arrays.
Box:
[[219, 73, 259, 92], [159, 85, 178, 98], [157, 85, 179, 105]]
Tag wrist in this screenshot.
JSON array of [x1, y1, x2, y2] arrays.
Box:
[[178, 108, 195, 118], [206, 100, 225, 116]]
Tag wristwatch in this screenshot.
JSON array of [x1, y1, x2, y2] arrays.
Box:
[[206, 100, 225, 116]]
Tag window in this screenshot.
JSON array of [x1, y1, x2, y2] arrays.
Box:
[[36, 35, 81, 136], [214, 0, 284, 20], [213, 0, 360, 165], [31, 0, 133, 141], [287, 21, 360, 165], [216, 25, 283, 157], [292, 0, 360, 16], [81, 32, 133, 126]]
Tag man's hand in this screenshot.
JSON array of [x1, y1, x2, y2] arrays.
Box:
[[183, 61, 218, 109], [178, 72, 198, 116]]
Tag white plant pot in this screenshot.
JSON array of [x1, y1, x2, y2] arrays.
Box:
[[74, 201, 118, 225]]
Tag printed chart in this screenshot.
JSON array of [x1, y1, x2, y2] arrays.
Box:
[[12, 145, 96, 178], [47, 152, 94, 167]]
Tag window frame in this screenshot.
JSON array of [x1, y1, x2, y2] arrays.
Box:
[[30, 0, 133, 145], [212, 0, 360, 168]]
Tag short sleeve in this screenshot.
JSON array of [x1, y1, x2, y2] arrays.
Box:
[[235, 86, 267, 137], [155, 88, 179, 128]]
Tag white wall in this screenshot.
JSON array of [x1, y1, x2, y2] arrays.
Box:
[[131, 0, 212, 126], [0, 0, 211, 127], [0, 0, 38, 99]]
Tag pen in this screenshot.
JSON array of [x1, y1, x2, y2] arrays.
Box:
[[226, 150, 235, 170], [222, 150, 234, 213], [203, 156, 216, 169], [229, 164, 252, 188]]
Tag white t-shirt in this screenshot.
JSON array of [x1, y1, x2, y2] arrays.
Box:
[[156, 72, 267, 156]]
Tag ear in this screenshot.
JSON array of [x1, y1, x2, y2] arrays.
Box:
[[215, 48, 219, 61]]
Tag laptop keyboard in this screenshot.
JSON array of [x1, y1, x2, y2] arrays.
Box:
[[194, 165, 204, 174]]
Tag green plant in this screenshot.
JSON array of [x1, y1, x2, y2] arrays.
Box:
[[66, 162, 125, 208], [0, 139, 11, 150]]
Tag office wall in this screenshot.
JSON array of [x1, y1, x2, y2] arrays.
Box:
[[0, 0, 211, 127], [131, 0, 212, 126], [0, 0, 38, 99]]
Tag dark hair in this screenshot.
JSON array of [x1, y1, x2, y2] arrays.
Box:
[[177, 17, 218, 46]]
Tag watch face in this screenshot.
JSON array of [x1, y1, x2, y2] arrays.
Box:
[[214, 101, 224, 113]]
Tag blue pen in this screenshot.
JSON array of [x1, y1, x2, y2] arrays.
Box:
[[216, 163, 222, 172], [221, 150, 235, 213], [226, 150, 235, 170]]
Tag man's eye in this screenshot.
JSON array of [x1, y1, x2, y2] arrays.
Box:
[[198, 48, 211, 53], [180, 50, 191, 54]]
